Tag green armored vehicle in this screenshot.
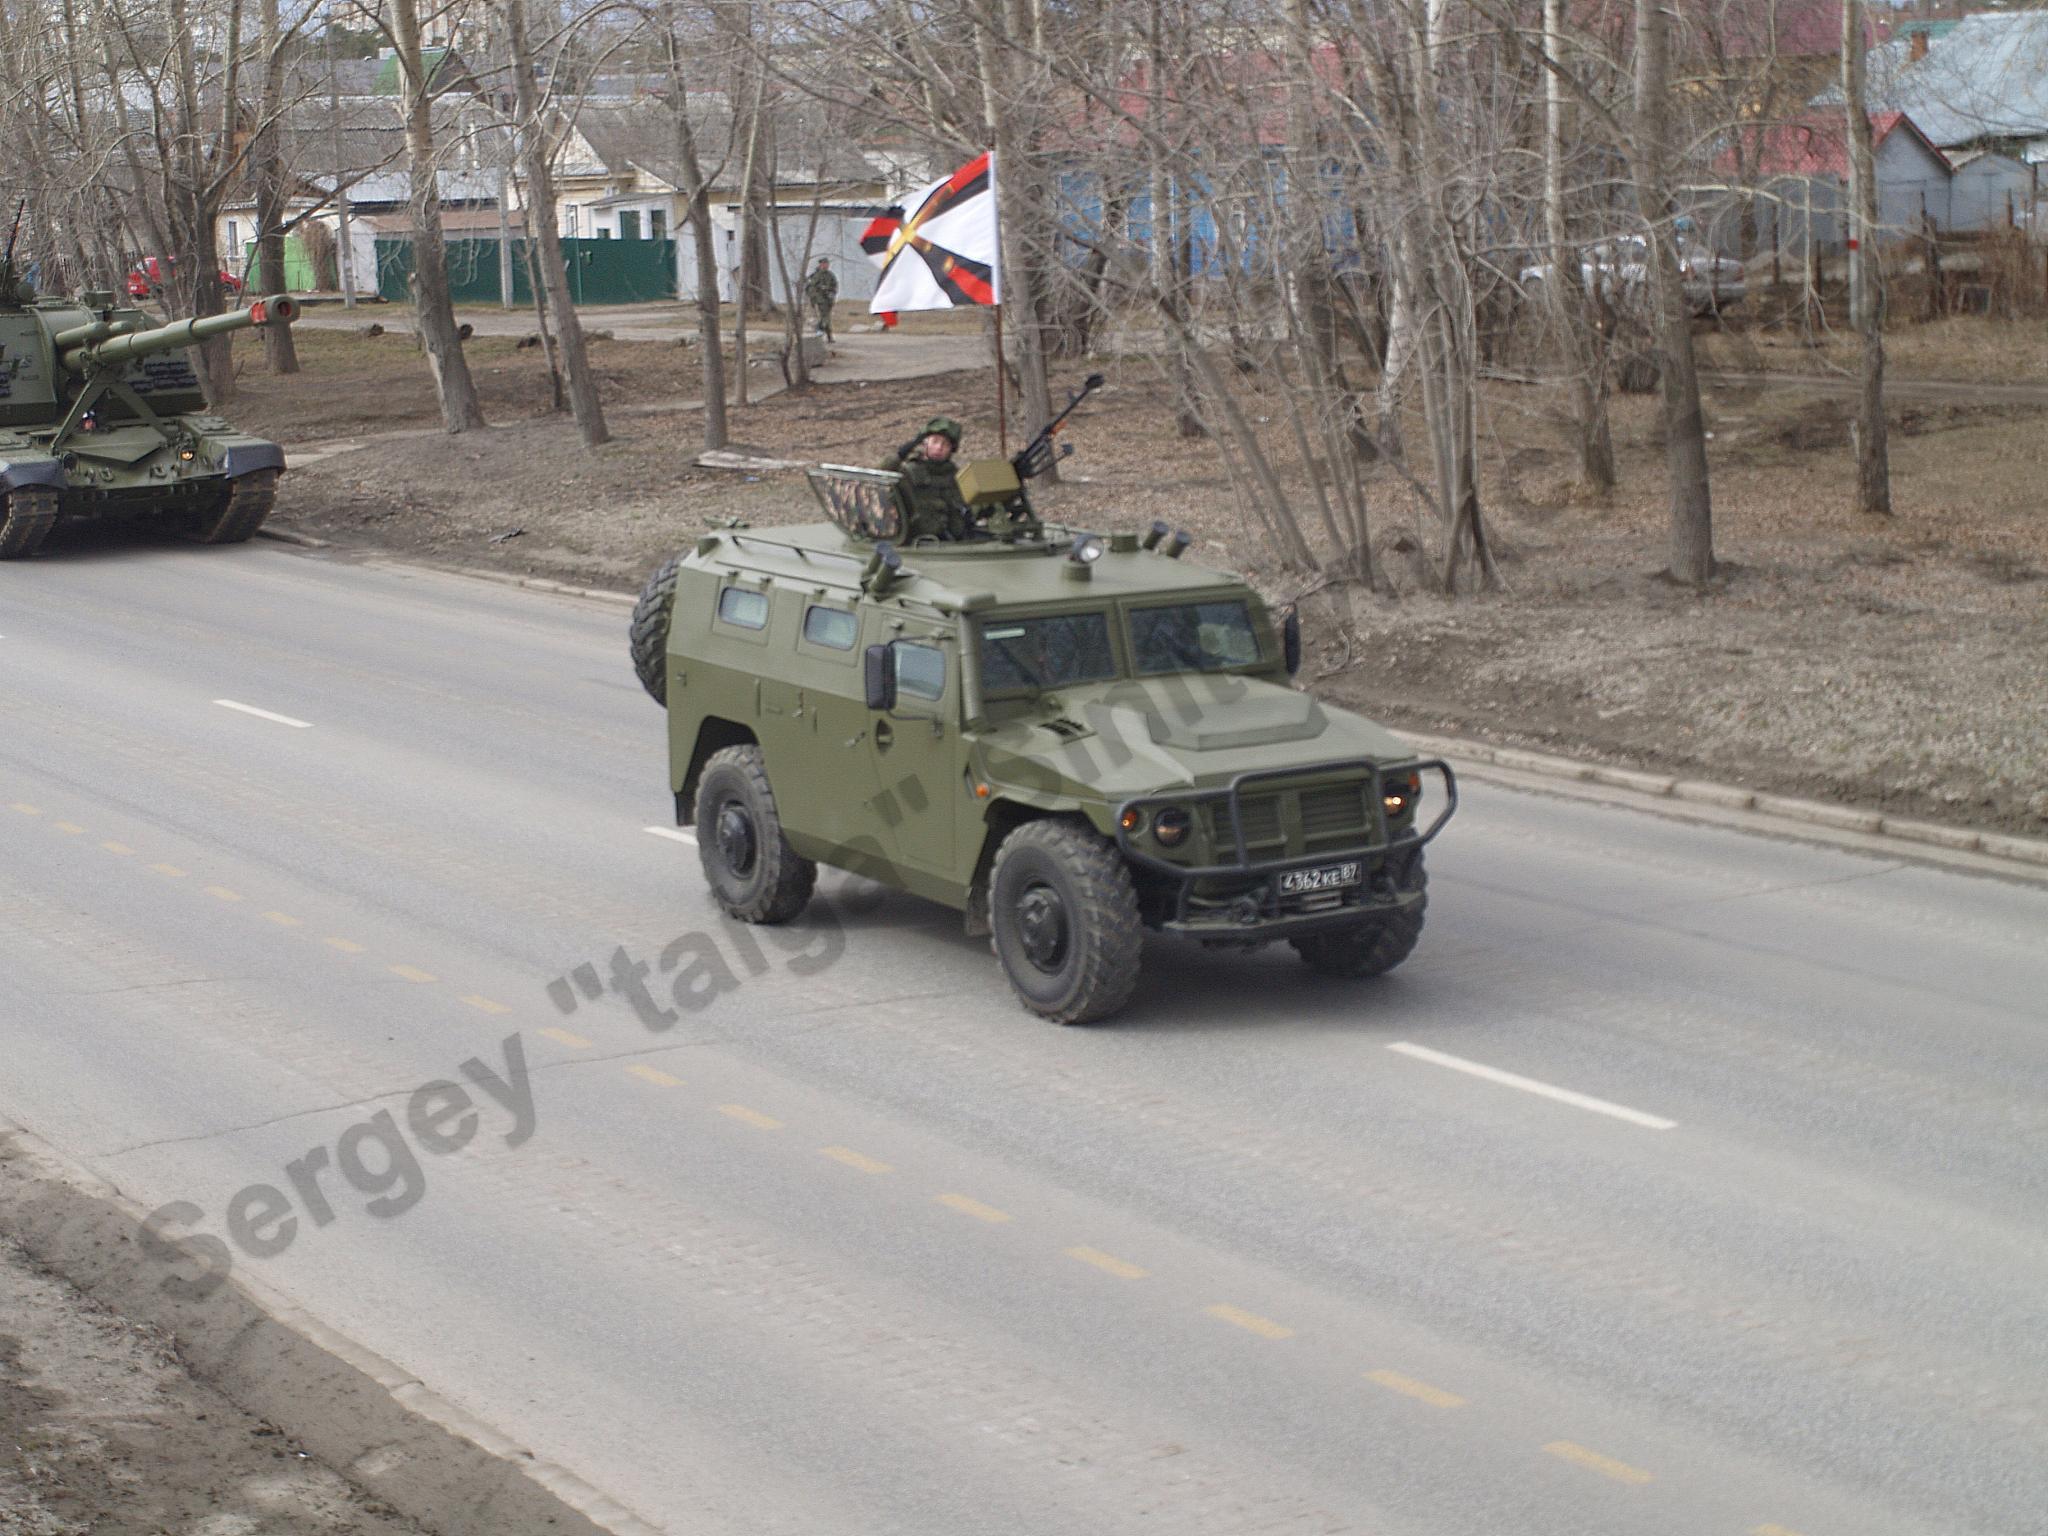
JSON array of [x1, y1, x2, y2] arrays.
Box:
[[0, 250, 298, 559], [630, 386, 1455, 1024]]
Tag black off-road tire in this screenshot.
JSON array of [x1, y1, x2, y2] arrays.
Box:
[[1290, 855, 1428, 979], [0, 485, 58, 560], [694, 745, 816, 924], [188, 468, 278, 545], [989, 818, 1144, 1025], [630, 553, 683, 706]]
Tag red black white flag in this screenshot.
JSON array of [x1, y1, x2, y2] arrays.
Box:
[[866, 151, 1000, 313]]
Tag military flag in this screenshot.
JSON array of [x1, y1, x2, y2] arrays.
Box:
[[866, 151, 1000, 314]]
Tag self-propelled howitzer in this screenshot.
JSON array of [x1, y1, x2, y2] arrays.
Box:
[[0, 290, 297, 559]]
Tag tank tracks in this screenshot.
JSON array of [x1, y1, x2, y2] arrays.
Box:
[[0, 484, 58, 561], [189, 467, 278, 546]]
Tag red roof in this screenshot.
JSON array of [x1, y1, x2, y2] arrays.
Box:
[[1718, 110, 1943, 179], [1569, 0, 1886, 61]]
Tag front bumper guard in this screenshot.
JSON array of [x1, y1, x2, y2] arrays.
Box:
[[1112, 757, 1457, 934]]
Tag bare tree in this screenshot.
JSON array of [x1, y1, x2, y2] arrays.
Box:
[[500, 0, 608, 445], [1841, 0, 1891, 516], [377, 0, 487, 433], [650, 0, 729, 450]]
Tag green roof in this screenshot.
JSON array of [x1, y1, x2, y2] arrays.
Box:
[[373, 48, 459, 96]]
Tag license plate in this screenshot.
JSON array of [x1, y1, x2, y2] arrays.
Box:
[[1280, 861, 1361, 895]]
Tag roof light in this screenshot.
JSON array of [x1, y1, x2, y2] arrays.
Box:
[[1163, 529, 1192, 560], [1069, 535, 1105, 565], [1141, 520, 1170, 551]]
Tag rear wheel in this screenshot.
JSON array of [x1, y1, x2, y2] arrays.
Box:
[[990, 819, 1143, 1025], [693, 745, 816, 924], [0, 484, 58, 560], [1290, 854, 1428, 979], [187, 468, 277, 545], [630, 553, 683, 705]]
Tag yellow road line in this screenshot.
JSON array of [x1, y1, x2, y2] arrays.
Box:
[[935, 1193, 1012, 1224], [261, 911, 302, 927], [1543, 1442, 1652, 1485], [627, 1064, 683, 1087], [389, 964, 437, 984], [203, 885, 243, 902], [1365, 1369, 1466, 1409], [53, 821, 85, 835], [537, 1027, 592, 1049], [1752, 1526, 1808, 1536], [9, 803, 40, 815], [819, 1145, 892, 1175], [718, 1104, 784, 1130], [323, 936, 365, 953], [1204, 1304, 1294, 1340], [1064, 1246, 1148, 1280], [148, 863, 187, 878], [460, 994, 511, 1015], [99, 841, 134, 855]]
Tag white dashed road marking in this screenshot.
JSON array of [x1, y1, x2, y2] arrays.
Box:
[[1387, 1042, 1678, 1131], [645, 826, 697, 844], [214, 699, 313, 729]]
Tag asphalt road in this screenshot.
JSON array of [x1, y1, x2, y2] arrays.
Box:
[[3, 535, 2045, 1536]]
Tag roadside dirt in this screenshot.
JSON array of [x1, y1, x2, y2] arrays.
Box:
[[211, 320, 2048, 840], [0, 1234, 426, 1536]]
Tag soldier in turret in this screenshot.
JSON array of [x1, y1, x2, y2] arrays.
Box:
[[880, 416, 970, 542]]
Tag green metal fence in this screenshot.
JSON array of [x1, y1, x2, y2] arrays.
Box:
[[374, 236, 676, 306]]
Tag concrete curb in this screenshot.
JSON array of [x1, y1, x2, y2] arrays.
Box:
[[1399, 731, 2048, 879], [0, 1126, 662, 1536]]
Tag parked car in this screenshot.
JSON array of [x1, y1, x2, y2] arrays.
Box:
[[1521, 235, 1745, 316], [125, 256, 244, 300]]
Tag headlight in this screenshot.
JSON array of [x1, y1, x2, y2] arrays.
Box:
[[1152, 807, 1192, 847], [1382, 772, 1422, 817]]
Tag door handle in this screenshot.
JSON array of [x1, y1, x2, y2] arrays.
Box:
[[874, 719, 894, 751]]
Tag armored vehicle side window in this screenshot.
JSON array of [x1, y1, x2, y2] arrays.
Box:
[[717, 586, 769, 630], [1130, 600, 1262, 675], [978, 613, 1118, 693], [802, 605, 857, 651], [895, 642, 947, 703]]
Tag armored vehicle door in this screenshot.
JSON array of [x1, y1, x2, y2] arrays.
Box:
[[863, 612, 960, 889]]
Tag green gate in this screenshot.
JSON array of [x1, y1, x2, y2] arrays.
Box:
[[373, 236, 675, 306]]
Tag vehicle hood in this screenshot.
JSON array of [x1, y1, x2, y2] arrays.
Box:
[[977, 674, 1417, 803]]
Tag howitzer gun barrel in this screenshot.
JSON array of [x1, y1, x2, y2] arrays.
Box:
[[52, 317, 146, 350], [61, 295, 298, 373]]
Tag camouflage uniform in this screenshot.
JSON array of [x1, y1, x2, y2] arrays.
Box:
[[881, 416, 969, 542], [803, 261, 839, 340]]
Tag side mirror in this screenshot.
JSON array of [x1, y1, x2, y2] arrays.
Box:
[[864, 643, 896, 711], [1282, 608, 1302, 677]]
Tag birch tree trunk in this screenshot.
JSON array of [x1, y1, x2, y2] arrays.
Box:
[[503, 0, 607, 446], [390, 0, 486, 434], [1842, 0, 1891, 516], [1632, 0, 1714, 584]]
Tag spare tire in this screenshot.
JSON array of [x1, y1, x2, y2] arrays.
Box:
[[630, 552, 683, 705]]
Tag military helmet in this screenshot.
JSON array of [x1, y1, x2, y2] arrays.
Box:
[[921, 416, 964, 447]]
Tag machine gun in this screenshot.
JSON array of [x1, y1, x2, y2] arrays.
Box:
[[1010, 371, 1105, 480]]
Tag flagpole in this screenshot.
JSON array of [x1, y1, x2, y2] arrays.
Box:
[[994, 302, 1007, 455]]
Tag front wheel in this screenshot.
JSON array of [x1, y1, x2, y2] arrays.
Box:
[[1289, 854, 1428, 979], [693, 745, 816, 924], [989, 819, 1143, 1025]]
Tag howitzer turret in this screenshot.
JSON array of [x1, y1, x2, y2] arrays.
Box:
[[0, 288, 296, 559]]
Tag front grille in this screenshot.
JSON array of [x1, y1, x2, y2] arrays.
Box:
[[1205, 777, 1377, 861], [1300, 784, 1366, 841]]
